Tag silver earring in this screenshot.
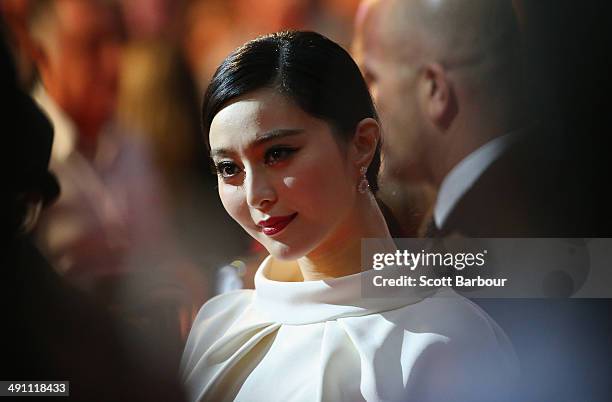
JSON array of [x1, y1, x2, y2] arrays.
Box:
[[358, 166, 370, 194]]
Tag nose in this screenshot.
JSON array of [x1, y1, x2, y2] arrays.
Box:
[[245, 167, 277, 211]]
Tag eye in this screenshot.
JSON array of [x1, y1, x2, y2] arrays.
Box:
[[215, 161, 242, 179], [264, 146, 297, 166]]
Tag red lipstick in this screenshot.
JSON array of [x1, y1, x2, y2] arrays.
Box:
[[257, 213, 298, 236]]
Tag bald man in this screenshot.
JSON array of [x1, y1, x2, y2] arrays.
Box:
[[358, 0, 548, 234], [360, 0, 607, 239], [357, 1, 611, 400]]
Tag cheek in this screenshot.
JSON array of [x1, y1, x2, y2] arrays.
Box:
[[385, 86, 406, 117], [282, 156, 353, 219], [218, 183, 250, 228]]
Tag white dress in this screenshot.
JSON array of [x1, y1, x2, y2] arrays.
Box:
[[181, 256, 518, 402]]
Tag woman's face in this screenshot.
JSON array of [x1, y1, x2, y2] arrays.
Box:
[[209, 89, 358, 260]]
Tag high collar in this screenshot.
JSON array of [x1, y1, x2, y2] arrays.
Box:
[[252, 256, 431, 325]]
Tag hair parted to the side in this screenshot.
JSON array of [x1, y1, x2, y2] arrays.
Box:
[[201, 30, 382, 194]]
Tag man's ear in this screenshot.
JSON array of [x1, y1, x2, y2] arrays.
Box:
[[350, 117, 380, 172], [418, 62, 456, 130]]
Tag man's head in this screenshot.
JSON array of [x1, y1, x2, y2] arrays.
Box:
[[27, 0, 124, 139], [356, 0, 524, 185]]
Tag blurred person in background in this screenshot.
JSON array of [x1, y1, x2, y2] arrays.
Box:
[[312, 0, 362, 48], [231, 0, 310, 39], [120, 0, 184, 42], [356, 0, 611, 399], [1, 27, 185, 402], [181, 0, 239, 92], [117, 40, 252, 282], [181, 0, 363, 93], [181, 0, 310, 95], [19, 0, 206, 375]]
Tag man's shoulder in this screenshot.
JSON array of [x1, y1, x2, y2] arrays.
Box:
[[442, 127, 582, 236]]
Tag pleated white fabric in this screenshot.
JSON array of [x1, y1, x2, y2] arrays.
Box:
[[181, 256, 518, 402]]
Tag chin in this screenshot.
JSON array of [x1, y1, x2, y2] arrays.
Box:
[[264, 239, 313, 261]]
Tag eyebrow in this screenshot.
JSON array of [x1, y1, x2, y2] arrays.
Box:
[[210, 128, 305, 158]]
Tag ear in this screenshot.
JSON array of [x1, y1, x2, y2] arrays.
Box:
[[418, 63, 456, 129], [349, 117, 380, 174]]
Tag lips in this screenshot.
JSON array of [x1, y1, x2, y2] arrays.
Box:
[[257, 213, 298, 236]]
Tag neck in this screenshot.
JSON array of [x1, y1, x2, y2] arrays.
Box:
[[297, 192, 395, 281], [430, 110, 525, 188]]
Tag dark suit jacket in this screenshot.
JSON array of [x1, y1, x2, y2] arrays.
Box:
[[433, 126, 612, 401], [440, 125, 602, 237]]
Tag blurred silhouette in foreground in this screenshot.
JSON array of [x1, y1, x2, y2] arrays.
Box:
[[1, 26, 186, 402]]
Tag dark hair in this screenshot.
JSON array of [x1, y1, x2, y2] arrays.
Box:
[[202, 30, 382, 193]]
